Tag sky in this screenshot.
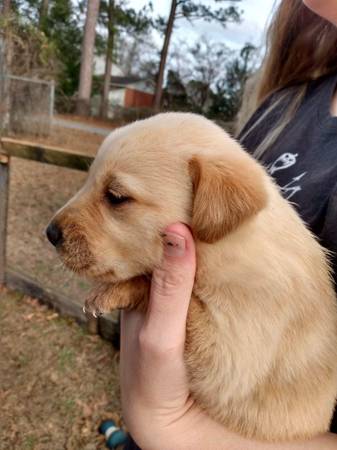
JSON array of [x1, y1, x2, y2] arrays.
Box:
[[128, 0, 278, 50]]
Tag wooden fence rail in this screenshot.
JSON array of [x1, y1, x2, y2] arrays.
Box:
[[0, 137, 116, 341], [1, 137, 94, 170]]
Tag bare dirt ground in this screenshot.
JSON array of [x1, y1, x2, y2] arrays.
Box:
[[8, 157, 92, 303], [55, 114, 118, 130], [0, 286, 121, 450]]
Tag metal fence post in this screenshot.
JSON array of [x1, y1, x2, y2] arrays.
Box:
[[0, 153, 9, 284]]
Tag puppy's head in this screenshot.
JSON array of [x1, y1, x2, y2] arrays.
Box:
[[46, 113, 267, 282]]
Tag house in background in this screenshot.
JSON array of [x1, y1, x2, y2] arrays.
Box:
[[107, 75, 154, 108], [92, 57, 155, 117]]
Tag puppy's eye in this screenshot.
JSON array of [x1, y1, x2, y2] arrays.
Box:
[[105, 190, 130, 206]]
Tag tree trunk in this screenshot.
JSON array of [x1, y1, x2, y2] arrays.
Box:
[[153, 0, 177, 111], [100, 0, 115, 119], [76, 0, 100, 116], [39, 0, 49, 28], [2, 0, 11, 14]]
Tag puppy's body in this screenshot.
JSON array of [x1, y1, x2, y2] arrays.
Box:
[[187, 183, 337, 440], [47, 113, 337, 441]]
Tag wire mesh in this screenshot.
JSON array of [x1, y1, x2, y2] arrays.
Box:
[[0, 73, 54, 136]]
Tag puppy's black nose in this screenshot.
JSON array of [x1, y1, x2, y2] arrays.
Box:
[[46, 221, 63, 247]]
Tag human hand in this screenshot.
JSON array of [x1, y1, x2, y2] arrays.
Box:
[[119, 222, 249, 450], [120, 222, 208, 449], [119, 223, 337, 450]]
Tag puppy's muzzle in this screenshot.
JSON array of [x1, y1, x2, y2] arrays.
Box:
[[46, 221, 63, 247]]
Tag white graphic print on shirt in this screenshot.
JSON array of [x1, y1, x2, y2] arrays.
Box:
[[266, 152, 307, 200], [269, 153, 298, 174]]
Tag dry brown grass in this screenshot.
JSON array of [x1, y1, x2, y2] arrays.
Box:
[[0, 287, 121, 450]]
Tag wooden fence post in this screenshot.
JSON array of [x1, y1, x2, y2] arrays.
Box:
[[0, 153, 9, 284]]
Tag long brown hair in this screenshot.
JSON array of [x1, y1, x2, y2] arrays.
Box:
[[240, 0, 337, 157], [258, 0, 337, 103]]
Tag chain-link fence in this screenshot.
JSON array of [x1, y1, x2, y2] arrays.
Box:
[[0, 74, 54, 136]]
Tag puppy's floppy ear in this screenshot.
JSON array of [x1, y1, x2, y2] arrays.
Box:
[[189, 154, 267, 243]]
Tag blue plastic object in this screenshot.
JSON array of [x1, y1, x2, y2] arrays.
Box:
[[99, 419, 128, 449]]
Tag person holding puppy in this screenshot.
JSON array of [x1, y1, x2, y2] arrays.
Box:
[[121, 1, 337, 448]]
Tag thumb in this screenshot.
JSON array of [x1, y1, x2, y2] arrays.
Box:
[[143, 223, 196, 347]]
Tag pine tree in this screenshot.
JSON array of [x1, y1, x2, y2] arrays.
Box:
[[76, 0, 100, 116], [153, 0, 242, 110], [98, 0, 153, 118]]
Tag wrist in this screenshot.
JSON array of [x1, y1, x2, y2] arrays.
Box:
[[128, 406, 241, 450]]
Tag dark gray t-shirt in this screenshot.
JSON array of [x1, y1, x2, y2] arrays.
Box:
[[239, 72, 337, 433]]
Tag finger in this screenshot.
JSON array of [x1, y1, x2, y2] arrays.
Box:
[[120, 309, 144, 352], [120, 309, 144, 393], [142, 223, 196, 350]]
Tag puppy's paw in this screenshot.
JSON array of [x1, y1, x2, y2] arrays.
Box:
[[84, 284, 114, 317], [83, 276, 150, 318]]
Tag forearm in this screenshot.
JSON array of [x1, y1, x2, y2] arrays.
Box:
[[137, 410, 337, 450], [181, 413, 337, 450]]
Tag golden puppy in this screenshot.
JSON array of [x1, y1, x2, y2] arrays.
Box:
[[46, 113, 337, 441]]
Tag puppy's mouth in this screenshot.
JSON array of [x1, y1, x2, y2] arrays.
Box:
[[47, 222, 125, 283], [58, 246, 95, 274], [58, 246, 119, 282], [56, 233, 96, 275]]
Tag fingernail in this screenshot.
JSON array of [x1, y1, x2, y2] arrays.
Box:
[[163, 232, 186, 257]]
